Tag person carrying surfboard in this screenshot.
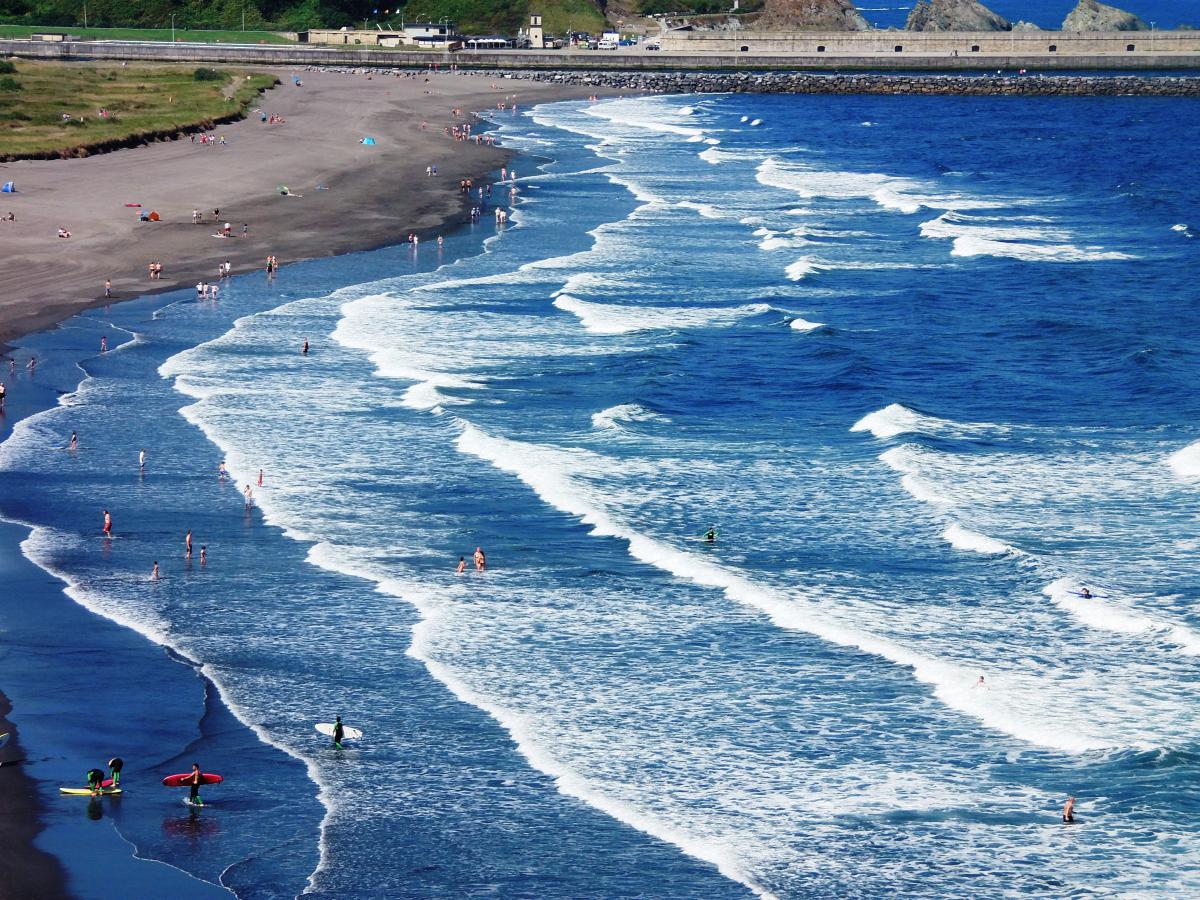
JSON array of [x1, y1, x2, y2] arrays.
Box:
[[184, 762, 204, 806], [332, 716, 345, 750]]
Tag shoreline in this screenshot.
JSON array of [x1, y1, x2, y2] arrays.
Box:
[[0, 67, 622, 348], [0, 75, 611, 897]]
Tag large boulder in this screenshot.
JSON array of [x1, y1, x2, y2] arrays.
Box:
[[754, 0, 870, 31], [906, 0, 1011, 31], [1062, 0, 1148, 31]]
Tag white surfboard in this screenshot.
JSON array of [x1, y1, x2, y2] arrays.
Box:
[[315, 722, 363, 741]]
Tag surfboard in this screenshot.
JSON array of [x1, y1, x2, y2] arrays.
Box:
[[315, 723, 363, 741], [60, 787, 122, 796], [0, 732, 10, 749], [162, 772, 223, 788]]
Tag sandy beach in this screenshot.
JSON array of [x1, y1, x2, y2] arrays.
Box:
[[0, 67, 617, 346]]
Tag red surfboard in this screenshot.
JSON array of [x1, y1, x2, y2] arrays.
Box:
[[161, 772, 223, 787]]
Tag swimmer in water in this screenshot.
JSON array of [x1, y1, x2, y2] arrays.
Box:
[[973, 675, 989, 690], [704, 526, 717, 543], [1063, 795, 1076, 823], [1080, 587, 1092, 599], [473, 546, 486, 571], [456, 556, 466, 574]]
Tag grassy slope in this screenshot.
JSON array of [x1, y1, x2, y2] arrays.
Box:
[[0, 62, 276, 157], [0, 25, 295, 43]]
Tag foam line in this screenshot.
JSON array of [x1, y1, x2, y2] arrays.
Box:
[[454, 422, 1108, 754]]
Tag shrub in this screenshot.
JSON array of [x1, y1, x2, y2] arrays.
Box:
[[0, 76, 21, 91], [0, 60, 15, 74], [194, 67, 223, 81]]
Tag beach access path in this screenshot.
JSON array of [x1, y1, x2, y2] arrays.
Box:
[[0, 67, 617, 346]]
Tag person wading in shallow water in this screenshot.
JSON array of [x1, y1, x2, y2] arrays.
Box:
[[1063, 796, 1076, 824], [184, 762, 204, 806], [332, 715, 345, 749]]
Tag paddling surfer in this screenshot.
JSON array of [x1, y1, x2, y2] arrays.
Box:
[[1080, 587, 1092, 599]]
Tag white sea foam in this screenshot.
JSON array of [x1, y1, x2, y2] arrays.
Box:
[[454, 423, 1115, 753], [851, 403, 991, 440], [789, 317, 825, 332], [785, 257, 822, 281], [949, 236, 1132, 262], [677, 200, 725, 219], [749, 119, 762, 126], [552, 295, 769, 335], [1040, 579, 1200, 657], [1166, 440, 1200, 480], [921, 211, 1130, 262], [591, 403, 669, 431], [872, 188, 922, 214], [942, 524, 1014, 555], [878, 447, 955, 506]]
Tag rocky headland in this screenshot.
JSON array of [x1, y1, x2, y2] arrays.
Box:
[[1062, 0, 1148, 31], [906, 0, 1011, 32]]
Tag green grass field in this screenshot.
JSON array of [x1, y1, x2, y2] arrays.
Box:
[[0, 61, 277, 158], [0, 25, 295, 43]]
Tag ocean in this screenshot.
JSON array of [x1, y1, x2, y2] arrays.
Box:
[[865, 1, 1195, 29], [2, 89, 1199, 898]]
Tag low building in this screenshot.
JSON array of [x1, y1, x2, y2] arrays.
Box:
[[299, 22, 459, 48], [463, 35, 512, 49]]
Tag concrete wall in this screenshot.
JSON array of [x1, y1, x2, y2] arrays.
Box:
[[660, 29, 1200, 55], [3, 37, 1200, 71]]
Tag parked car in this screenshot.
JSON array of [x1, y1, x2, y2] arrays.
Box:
[[644, 39, 661, 50], [597, 38, 618, 50]]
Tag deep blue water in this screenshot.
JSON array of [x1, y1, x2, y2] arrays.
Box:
[[867, 1, 1194, 29], [3, 90, 1200, 897]]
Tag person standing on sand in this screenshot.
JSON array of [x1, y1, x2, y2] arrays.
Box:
[[102, 510, 112, 537], [473, 547, 486, 571], [244, 484, 254, 508]]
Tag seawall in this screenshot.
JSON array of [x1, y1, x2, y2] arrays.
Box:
[[4, 37, 1200, 72]]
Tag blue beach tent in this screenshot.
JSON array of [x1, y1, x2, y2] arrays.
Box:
[[361, 136, 376, 145], [1, 182, 14, 192]]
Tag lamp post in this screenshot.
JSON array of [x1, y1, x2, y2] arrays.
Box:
[[170, 13, 175, 42], [1150, 21, 1155, 52]]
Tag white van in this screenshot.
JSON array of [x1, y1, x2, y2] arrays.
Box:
[[597, 38, 618, 50]]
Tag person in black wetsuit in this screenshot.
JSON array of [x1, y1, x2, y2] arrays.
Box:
[[704, 527, 717, 543], [107, 757, 123, 788], [86, 767, 106, 796], [332, 716, 345, 750]]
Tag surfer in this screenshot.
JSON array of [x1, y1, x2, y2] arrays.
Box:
[[456, 556, 466, 574], [704, 526, 717, 543], [332, 715, 345, 749], [473, 547, 486, 571], [1080, 587, 1092, 599], [1063, 795, 1076, 824], [107, 757, 123, 788], [184, 762, 204, 806], [102, 510, 113, 537], [86, 767, 105, 796]]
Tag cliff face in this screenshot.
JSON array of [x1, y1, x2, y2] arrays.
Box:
[[906, 0, 1011, 31], [1062, 0, 1148, 31], [754, 0, 870, 31]]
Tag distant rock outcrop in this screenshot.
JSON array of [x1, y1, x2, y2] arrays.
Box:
[[1011, 20, 1043, 31], [754, 0, 869, 31], [906, 0, 1010, 31], [1062, 0, 1148, 31]]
